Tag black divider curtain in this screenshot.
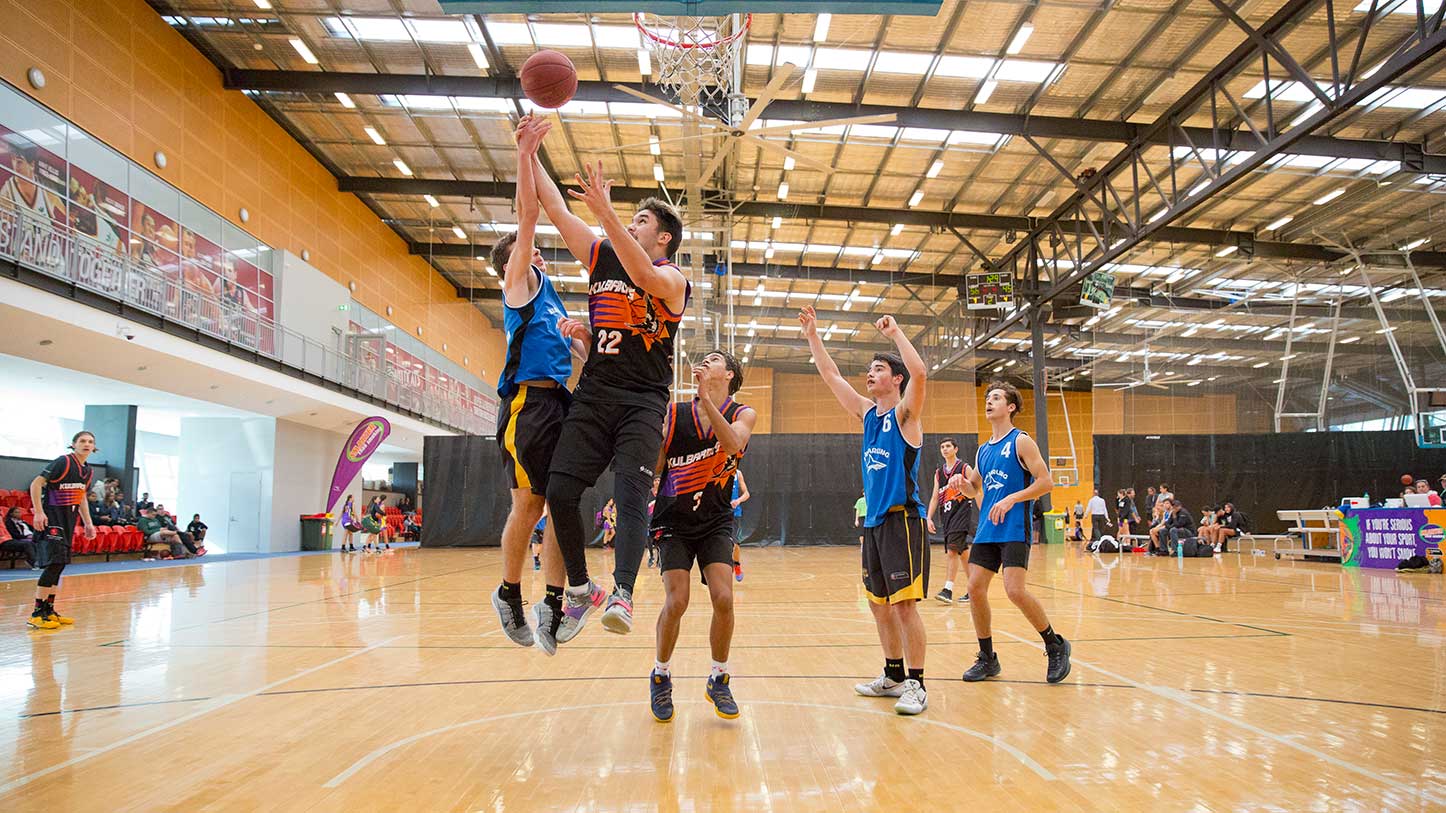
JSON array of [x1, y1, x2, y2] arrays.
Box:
[[1094, 431, 1446, 533], [422, 432, 976, 547]]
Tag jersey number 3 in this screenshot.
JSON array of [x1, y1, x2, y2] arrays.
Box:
[[595, 329, 623, 355]]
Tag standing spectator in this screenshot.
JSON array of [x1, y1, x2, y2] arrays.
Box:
[[1086, 488, 1109, 542], [1144, 486, 1158, 518], [3, 507, 38, 568], [854, 490, 867, 546], [1072, 499, 1085, 526], [89, 476, 108, 504], [1413, 479, 1443, 507], [187, 514, 208, 544], [339, 495, 360, 553], [367, 495, 393, 547], [136, 492, 154, 511]]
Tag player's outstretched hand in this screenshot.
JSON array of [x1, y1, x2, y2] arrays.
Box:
[[557, 316, 591, 344], [516, 116, 551, 155], [875, 315, 901, 338], [567, 160, 615, 219], [798, 305, 819, 339]]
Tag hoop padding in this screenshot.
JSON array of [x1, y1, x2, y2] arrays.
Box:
[[635, 12, 751, 104]]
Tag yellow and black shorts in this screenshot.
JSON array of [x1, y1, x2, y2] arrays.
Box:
[[862, 509, 929, 605], [496, 385, 570, 495]]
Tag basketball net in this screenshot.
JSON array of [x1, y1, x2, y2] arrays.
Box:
[[635, 12, 750, 109]]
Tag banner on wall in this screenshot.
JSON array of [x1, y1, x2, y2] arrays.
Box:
[[1339, 507, 1446, 568], [325, 417, 392, 514]]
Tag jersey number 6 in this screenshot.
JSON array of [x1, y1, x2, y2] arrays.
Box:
[[595, 329, 623, 355]]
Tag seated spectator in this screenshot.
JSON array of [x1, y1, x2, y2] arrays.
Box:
[[89, 497, 112, 525], [1148, 501, 1174, 554], [160, 510, 204, 556], [137, 492, 154, 511], [138, 508, 191, 559], [187, 514, 208, 543], [403, 512, 421, 541], [1066, 519, 1086, 542], [89, 476, 108, 504], [397, 494, 415, 513], [1201, 501, 1241, 552], [1413, 479, 1443, 507], [2, 506, 38, 569], [1157, 498, 1195, 556]]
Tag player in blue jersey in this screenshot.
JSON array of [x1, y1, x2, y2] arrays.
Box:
[[949, 381, 1071, 684], [800, 306, 930, 716], [490, 116, 585, 650]]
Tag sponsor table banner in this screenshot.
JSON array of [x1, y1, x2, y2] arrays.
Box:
[[1339, 507, 1446, 568], [326, 417, 391, 514]]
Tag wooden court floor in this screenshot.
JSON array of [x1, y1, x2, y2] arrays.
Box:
[[1, 544, 1442, 812]]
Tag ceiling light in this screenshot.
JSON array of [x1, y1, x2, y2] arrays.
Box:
[[764, 246, 775, 259], [254, 0, 272, 8], [871, 252, 884, 265], [1313, 188, 1345, 205], [771, 216, 782, 229], [653, 163, 665, 182], [890, 223, 903, 236], [638, 49, 652, 76], [1252, 361, 1270, 368], [1265, 215, 1293, 231], [334, 92, 356, 108], [1215, 245, 1238, 258], [1339, 335, 1360, 343], [364, 126, 386, 145], [1280, 354, 1296, 361], [423, 194, 439, 208], [743, 343, 753, 353], [1007, 23, 1034, 55], [451, 225, 466, 239], [778, 182, 789, 200], [649, 135, 661, 156], [1401, 237, 1429, 251], [783, 156, 796, 172], [908, 189, 924, 207], [802, 68, 818, 94], [976, 79, 998, 104], [393, 158, 412, 176], [813, 13, 832, 42], [927, 160, 943, 178], [289, 37, 319, 64], [1375, 326, 1397, 334]]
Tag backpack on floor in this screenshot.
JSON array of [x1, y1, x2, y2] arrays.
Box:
[[1097, 536, 1120, 553]]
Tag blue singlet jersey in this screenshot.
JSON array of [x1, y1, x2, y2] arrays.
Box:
[[974, 427, 1032, 544], [497, 266, 572, 398], [860, 405, 923, 528]]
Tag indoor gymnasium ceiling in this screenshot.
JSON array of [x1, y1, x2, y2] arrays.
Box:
[[149, 0, 1446, 412]]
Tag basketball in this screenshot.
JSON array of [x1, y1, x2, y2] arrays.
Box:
[[520, 50, 577, 108], [1402, 473, 1414, 485]]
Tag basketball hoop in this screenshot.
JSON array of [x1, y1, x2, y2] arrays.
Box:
[[635, 12, 751, 106]]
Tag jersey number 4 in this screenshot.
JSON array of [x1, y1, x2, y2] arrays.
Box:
[[595, 329, 623, 355]]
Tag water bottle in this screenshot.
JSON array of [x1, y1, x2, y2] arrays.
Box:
[[1176, 533, 1184, 559]]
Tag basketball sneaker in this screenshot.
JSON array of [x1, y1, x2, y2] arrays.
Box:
[[650, 671, 674, 723], [935, 587, 953, 604], [27, 609, 58, 630], [705, 673, 739, 719], [1045, 636, 1072, 684], [532, 602, 559, 656], [491, 587, 533, 648], [961, 651, 1002, 682], [893, 679, 927, 715], [957, 592, 970, 603], [601, 586, 634, 634], [42, 602, 73, 626], [853, 674, 907, 697], [556, 581, 606, 644]]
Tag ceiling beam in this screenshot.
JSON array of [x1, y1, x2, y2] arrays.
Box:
[[225, 70, 1446, 171]]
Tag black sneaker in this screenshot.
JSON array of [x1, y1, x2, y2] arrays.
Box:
[[961, 651, 1001, 682], [650, 671, 674, 722], [957, 592, 970, 603], [935, 587, 953, 604], [705, 673, 740, 719], [1046, 636, 1072, 683]]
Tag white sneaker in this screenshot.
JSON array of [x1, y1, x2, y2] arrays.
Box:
[[600, 586, 634, 635], [853, 674, 907, 697], [893, 679, 927, 715]]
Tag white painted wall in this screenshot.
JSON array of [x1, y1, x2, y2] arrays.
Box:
[[272, 418, 362, 552], [176, 417, 276, 554], [278, 250, 350, 351]]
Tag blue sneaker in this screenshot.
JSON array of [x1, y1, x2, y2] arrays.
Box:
[[705, 673, 739, 719], [650, 671, 674, 723]]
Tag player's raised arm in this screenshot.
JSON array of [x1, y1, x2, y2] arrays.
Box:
[[530, 147, 598, 265], [503, 116, 549, 307], [693, 364, 756, 456], [568, 161, 687, 309], [800, 305, 871, 418], [876, 315, 927, 438]]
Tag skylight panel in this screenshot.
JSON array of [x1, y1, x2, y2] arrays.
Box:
[[933, 55, 994, 79], [872, 51, 935, 75], [813, 48, 871, 71], [530, 23, 592, 47], [995, 60, 1059, 83], [484, 22, 534, 45], [408, 19, 472, 43]]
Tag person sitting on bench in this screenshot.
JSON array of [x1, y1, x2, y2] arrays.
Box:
[[1157, 498, 1195, 556], [1148, 500, 1174, 554], [1200, 501, 1240, 552]]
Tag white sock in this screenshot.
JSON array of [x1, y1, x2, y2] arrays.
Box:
[[565, 582, 590, 597], [654, 660, 671, 676], [944, 580, 954, 592], [710, 660, 728, 679]]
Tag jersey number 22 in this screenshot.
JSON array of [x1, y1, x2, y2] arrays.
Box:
[[595, 329, 623, 355]]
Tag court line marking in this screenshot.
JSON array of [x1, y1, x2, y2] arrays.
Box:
[[995, 630, 1446, 806], [0, 634, 402, 799], [322, 699, 1055, 789]]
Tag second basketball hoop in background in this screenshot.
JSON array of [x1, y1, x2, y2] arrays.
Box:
[[520, 50, 578, 108]]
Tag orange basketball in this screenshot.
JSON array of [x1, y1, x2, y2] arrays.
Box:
[[520, 50, 578, 109], [1402, 473, 1414, 486]]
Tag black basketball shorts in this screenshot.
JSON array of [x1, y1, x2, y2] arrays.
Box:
[[944, 532, 972, 554], [862, 510, 929, 605], [35, 506, 76, 568], [969, 541, 1031, 572], [548, 397, 666, 485], [655, 522, 735, 577], [497, 384, 570, 495]]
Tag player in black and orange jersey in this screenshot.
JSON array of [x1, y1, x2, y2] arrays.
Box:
[[647, 351, 756, 723], [26, 431, 98, 630], [927, 438, 974, 604], [529, 146, 689, 649]]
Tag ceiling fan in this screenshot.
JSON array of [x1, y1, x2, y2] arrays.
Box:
[[611, 64, 898, 188], [1096, 348, 1187, 391]]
